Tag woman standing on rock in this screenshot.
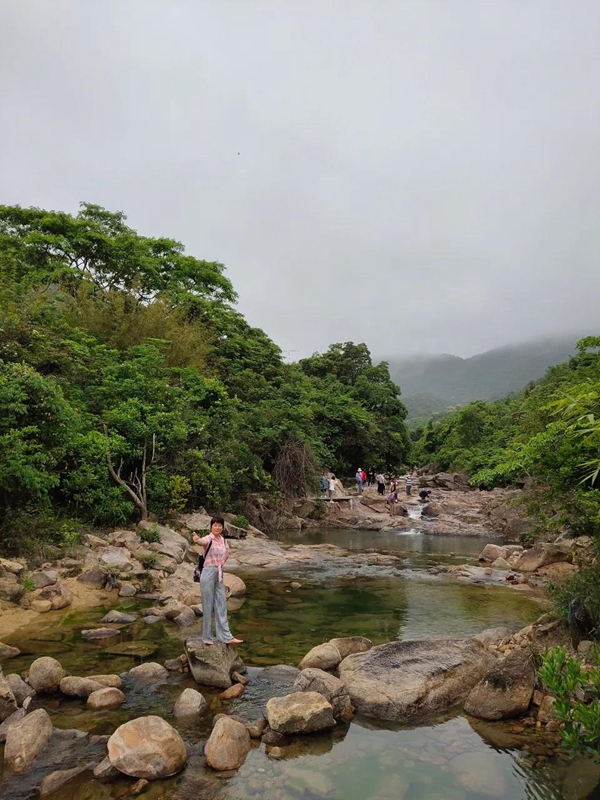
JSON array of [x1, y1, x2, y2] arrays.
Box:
[[192, 517, 243, 646]]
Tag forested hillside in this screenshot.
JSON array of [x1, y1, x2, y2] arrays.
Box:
[[0, 203, 409, 553], [412, 338, 600, 536], [388, 337, 580, 421]]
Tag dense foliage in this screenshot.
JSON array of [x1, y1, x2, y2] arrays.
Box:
[[539, 646, 600, 760], [0, 203, 409, 552], [413, 338, 600, 628]]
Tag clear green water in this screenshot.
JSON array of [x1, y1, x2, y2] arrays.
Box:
[[1, 530, 597, 799]]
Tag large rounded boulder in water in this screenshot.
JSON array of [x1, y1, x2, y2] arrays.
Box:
[[338, 637, 494, 722], [107, 715, 187, 779]]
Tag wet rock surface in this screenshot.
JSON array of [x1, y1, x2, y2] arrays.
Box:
[[107, 715, 187, 779], [339, 637, 495, 721], [184, 638, 245, 688]]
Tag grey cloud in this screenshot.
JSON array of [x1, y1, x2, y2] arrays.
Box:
[[1, 0, 598, 358]]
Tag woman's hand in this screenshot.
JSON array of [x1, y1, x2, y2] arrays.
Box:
[[192, 533, 202, 545]]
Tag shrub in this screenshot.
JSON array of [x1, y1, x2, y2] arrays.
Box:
[[232, 514, 250, 530], [20, 574, 36, 592], [538, 646, 600, 759], [138, 552, 157, 569], [139, 524, 161, 544]]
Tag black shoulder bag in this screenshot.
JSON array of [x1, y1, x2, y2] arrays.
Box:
[[193, 538, 213, 582]]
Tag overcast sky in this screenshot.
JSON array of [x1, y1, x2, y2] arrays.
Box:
[[1, 1, 599, 359]]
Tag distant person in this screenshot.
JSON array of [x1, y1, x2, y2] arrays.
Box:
[[387, 489, 398, 515], [320, 472, 329, 498], [355, 468, 364, 495], [376, 472, 386, 496], [328, 475, 337, 500], [405, 473, 413, 496], [361, 469, 367, 486], [419, 489, 432, 501], [390, 476, 397, 493], [368, 467, 376, 487]]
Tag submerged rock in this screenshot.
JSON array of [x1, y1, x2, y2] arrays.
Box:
[[464, 650, 535, 720], [184, 638, 245, 689], [204, 716, 251, 771], [0, 642, 20, 659], [107, 715, 187, 779], [266, 691, 335, 733], [4, 708, 53, 773], [28, 656, 67, 693], [100, 610, 137, 624], [39, 764, 90, 797], [338, 637, 494, 722]]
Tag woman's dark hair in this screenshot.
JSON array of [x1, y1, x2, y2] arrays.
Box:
[[210, 516, 226, 530]]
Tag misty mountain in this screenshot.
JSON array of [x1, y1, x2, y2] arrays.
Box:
[[385, 335, 582, 421]]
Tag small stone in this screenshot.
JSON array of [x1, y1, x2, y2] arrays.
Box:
[[290, 582, 302, 590], [578, 640, 594, 658], [88, 674, 122, 689], [127, 662, 168, 681], [130, 778, 150, 795], [173, 687, 208, 719], [100, 610, 137, 624], [93, 756, 120, 782], [30, 600, 52, 613], [60, 676, 105, 698], [81, 627, 121, 639], [87, 687, 125, 709], [261, 729, 288, 746], [0, 643, 20, 659], [221, 683, 245, 700], [28, 656, 67, 693], [119, 584, 137, 597], [267, 746, 284, 759], [232, 671, 249, 686]]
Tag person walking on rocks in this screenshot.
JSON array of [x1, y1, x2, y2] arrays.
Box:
[[405, 473, 413, 496], [376, 472, 386, 496], [368, 466, 376, 487], [320, 472, 329, 498], [328, 475, 337, 500], [192, 517, 243, 646], [355, 468, 364, 495]]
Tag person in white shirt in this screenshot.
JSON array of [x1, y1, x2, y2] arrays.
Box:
[[328, 475, 337, 500]]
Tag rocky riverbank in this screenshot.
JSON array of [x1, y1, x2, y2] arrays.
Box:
[[0, 613, 587, 795]]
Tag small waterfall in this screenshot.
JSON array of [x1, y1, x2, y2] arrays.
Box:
[[406, 504, 423, 521]]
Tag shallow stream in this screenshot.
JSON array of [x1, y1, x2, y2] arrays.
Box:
[[1, 529, 597, 799]]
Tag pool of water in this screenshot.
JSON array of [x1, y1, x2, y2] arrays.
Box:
[[1, 529, 596, 799]]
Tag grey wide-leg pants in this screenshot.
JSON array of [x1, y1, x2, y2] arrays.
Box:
[[200, 566, 233, 643]]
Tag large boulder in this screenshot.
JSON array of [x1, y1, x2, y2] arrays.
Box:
[[107, 715, 187, 779], [338, 637, 494, 722], [298, 642, 341, 671], [464, 650, 535, 720], [266, 692, 336, 733], [28, 657, 67, 693], [139, 522, 188, 556], [293, 668, 354, 722], [4, 708, 53, 773], [479, 543, 508, 562], [184, 638, 245, 689], [514, 542, 573, 572], [77, 567, 110, 589], [173, 687, 208, 719], [0, 669, 18, 722], [205, 717, 251, 770], [100, 546, 133, 572]]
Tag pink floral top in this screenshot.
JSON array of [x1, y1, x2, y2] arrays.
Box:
[[202, 534, 229, 581]]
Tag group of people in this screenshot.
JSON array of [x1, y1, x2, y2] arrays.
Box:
[[355, 468, 414, 497]]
